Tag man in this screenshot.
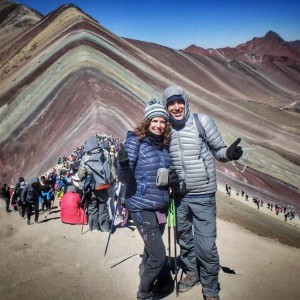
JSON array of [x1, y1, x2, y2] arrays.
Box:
[[12, 176, 26, 217], [21, 177, 42, 225], [162, 85, 243, 300], [77, 135, 112, 232], [1, 183, 11, 212]]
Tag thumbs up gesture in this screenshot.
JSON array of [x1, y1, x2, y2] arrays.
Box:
[[226, 138, 243, 161]]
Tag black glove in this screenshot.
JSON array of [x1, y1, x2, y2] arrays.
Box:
[[226, 138, 243, 161], [169, 168, 179, 188], [117, 143, 129, 164]]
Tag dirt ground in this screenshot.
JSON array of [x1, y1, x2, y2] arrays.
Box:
[[0, 190, 300, 300]]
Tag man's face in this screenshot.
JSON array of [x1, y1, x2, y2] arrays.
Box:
[[167, 100, 185, 121]]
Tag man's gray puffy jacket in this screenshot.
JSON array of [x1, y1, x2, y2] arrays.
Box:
[[162, 85, 230, 195]]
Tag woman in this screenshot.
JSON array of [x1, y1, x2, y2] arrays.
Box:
[[117, 98, 173, 300]]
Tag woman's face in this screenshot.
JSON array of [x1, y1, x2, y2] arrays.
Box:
[[149, 117, 166, 135]]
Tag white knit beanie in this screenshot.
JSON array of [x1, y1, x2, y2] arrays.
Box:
[[144, 98, 169, 120]]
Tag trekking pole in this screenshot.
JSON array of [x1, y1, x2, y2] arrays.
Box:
[[168, 189, 179, 296], [167, 198, 172, 268], [81, 193, 86, 235], [171, 194, 179, 297], [104, 200, 118, 256]]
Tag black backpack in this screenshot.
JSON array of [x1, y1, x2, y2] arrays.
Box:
[[26, 188, 39, 203]]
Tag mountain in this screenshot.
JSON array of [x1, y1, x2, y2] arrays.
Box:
[[0, 1, 42, 46], [184, 31, 300, 64], [289, 40, 300, 52], [0, 3, 299, 210]]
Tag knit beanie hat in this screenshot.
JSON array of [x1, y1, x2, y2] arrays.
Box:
[[144, 98, 169, 120]]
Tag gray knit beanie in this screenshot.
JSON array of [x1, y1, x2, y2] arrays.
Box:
[[144, 98, 169, 120]]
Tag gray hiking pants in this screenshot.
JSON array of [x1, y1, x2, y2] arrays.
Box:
[[87, 189, 110, 232], [176, 194, 220, 297]]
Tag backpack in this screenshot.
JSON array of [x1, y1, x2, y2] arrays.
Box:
[[85, 149, 112, 191], [13, 183, 21, 201], [12, 181, 26, 203], [26, 189, 39, 203]]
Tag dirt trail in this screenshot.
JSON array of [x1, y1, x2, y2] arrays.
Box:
[[0, 191, 300, 300]]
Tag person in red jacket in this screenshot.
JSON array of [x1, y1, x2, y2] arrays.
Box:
[[60, 185, 87, 225]]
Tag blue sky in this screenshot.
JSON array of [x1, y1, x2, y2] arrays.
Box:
[[18, 0, 300, 49]]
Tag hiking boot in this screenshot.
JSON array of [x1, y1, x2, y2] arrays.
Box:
[[27, 219, 30, 225], [35, 220, 40, 224], [204, 296, 220, 300], [136, 291, 152, 300], [178, 273, 200, 292]]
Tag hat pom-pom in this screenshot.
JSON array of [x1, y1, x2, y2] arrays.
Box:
[[147, 98, 161, 106]]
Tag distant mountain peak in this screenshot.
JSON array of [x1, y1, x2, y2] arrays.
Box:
[[265, 30, 281, 38], [263, 31, 284, 42]]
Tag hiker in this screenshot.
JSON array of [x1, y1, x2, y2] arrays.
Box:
[[1, 183, 11, 212], [77, 135, 112, 232], [284, 212, 289, 221], [40, 175, 54, 214], [9, 184, 18, 212], [12, 177, 26, 218], [117, 98, 173, 300], [162, 85, 243, 300], [47, 169, 57, 189], [60, 185, 87, 225], [21, 177, 42, 225]]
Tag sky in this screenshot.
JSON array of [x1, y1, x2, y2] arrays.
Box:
[[17, 0, 300, 49]]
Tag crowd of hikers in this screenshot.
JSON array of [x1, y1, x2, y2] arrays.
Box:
[[225, 183, 297, 222], [0, 85, 298, 300], [1, 133, 129, 228]]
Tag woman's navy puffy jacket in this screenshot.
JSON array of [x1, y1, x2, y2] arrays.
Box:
[[117, 131, 173, 212]]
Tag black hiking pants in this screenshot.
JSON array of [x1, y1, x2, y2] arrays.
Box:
[[26, 201, 39, 221], [18, 201, 26, 218], [131, 210, 170, 299], [4, 197, 10, 212]]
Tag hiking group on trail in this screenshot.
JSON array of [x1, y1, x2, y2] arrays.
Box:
[[225, 183, 297, 222], [1, 85, 247, 300]]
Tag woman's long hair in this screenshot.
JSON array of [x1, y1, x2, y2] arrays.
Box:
[[134, 118, 171, 146]]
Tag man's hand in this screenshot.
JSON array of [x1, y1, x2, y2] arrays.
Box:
[[117, 143, 129, 163], [169, 168, 179, 189], [226, 138, 243, 161]]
